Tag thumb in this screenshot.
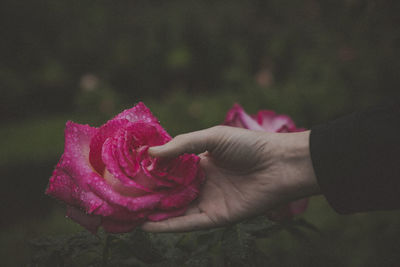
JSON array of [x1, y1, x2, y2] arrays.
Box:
[[148, 126, 221, 158]]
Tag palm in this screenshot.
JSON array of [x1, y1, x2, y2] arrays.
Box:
[[194, 154, 279, 227]]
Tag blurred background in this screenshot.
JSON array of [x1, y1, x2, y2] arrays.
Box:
[[1, 0, 400, 265]]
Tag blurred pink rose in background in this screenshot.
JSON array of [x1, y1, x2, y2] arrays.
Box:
[[46, 102, 204, 233], [224, 104, 309, 221]]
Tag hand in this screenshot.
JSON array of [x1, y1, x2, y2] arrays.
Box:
[[141, 126, 320, 232]]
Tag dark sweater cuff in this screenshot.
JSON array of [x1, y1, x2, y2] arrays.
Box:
[[309, 102, 400, 214]]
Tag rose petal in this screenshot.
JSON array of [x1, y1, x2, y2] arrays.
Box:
[[46, 168, 104, 214], [101, 122, 173, 193], [165, 154, 201, 186], [59, 121, 98, 191], [103, 169, 151, 197], [51, 166, 151, 226], [124, 121, 171, 147], [46, 166, 77, 203], [66, 206, 101, 234], [266, 198, 309, 221], [141, 158, 176, 188], [88, 173, 164, 212], [159, 181, 202, 210], [223, 104, 264, 131], [89, 119, 129, 174], [47, 168, 146, 226], [148, 207, 187, 221], [149, 157, 176, 178], [89, 103, 171, 174], [102, 137, 151, 195], [117, 129, 140, 178], [256, 111, 296, 132], [114, 102, 159, 123], [288, 198, 309, 215]]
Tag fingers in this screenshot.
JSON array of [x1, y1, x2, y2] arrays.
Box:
[[184, 204, 201, 215], [149, 126, 223, 158], [141, 212, 216, 233]]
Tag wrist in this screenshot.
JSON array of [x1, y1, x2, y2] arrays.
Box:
[[273, 130, 321, 200]]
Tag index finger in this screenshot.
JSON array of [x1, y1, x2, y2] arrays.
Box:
[[148, 126, 222, 158]]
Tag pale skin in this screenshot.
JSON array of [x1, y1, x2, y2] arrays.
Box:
[[141, 126, 321, 233]]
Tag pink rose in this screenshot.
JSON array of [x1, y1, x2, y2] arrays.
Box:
[[224, 104, 309, 221], [46, 102, 204, 233]]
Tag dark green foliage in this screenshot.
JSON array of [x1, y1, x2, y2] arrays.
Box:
[[29, 231, 103, 266], [29, 217, 319, 267]]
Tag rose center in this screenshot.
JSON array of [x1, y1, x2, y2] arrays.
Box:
[[101, 129, 159, 197]]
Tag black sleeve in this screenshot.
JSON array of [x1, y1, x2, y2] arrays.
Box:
[[309, 101, 400, 214]]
